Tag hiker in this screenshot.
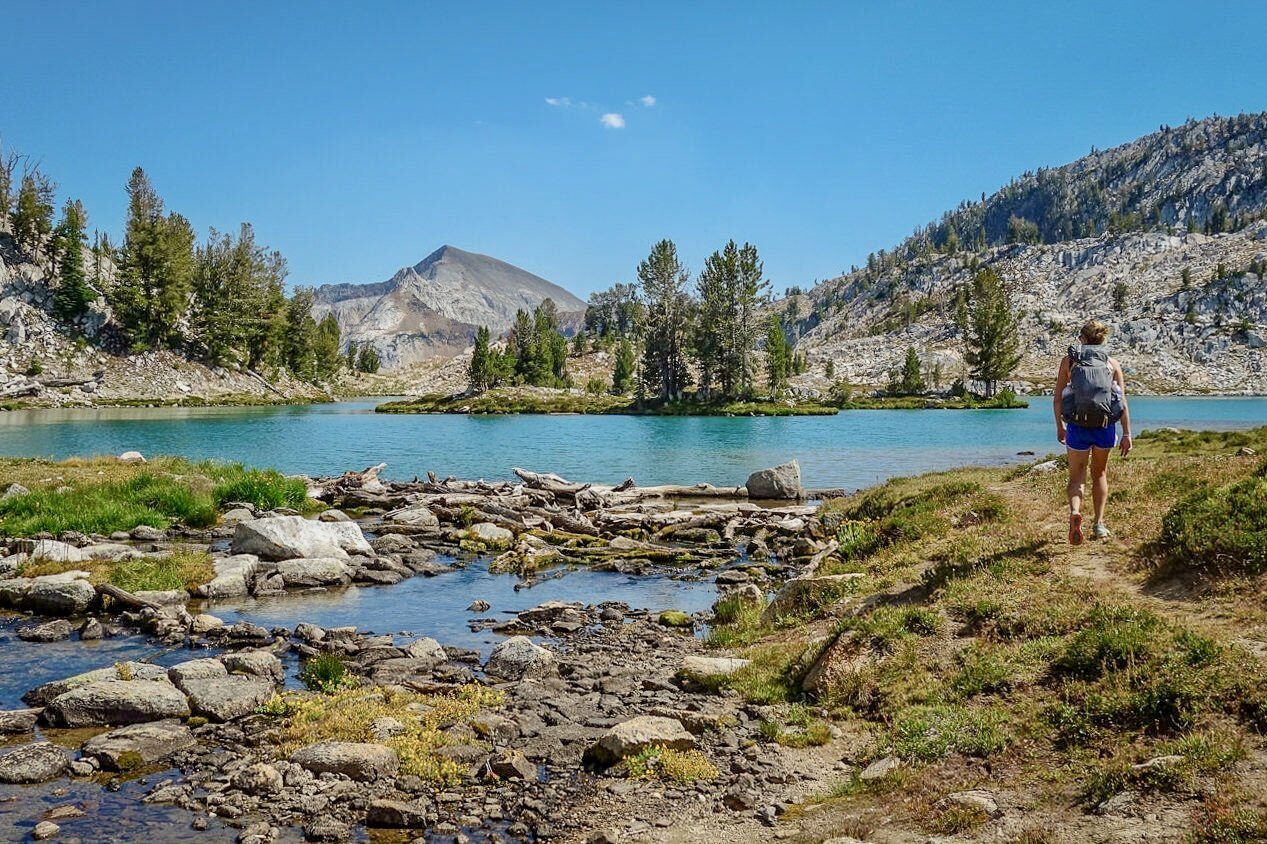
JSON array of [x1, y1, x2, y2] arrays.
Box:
[[1054, 319, 1133, 544]]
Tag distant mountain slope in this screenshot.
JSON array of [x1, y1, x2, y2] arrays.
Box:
[[312, 245, 585, 368], [790, 114, 1267, 395]]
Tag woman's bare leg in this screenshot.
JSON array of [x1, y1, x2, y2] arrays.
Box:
[[1090, 446, 1111, 527], [1067, 448, 1089, 544]]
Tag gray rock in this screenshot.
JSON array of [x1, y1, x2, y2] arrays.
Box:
[[745, 460, 803, 500], [230, 516, 372, 560], [365, 798, 433, 827], [466, 522, 514, 545], [404, 636, 447, 664], [294, 622, 326, 642], [386, 505, 440, 531], [117, 451, 146, 463], [275, 556, 351, 587], [19, 539, 86, 563], [78, 618, 104, 640], [585, 716, 695, 767], [0, 708, 41, 734], [182, 675, 275, 722], [290, 741, 399, 781], [317, 508, 351, 522], [82, 543, 136, 561], [167, 658, 228, 690], [43, 679, 190, 727], [860, 755, 902, 781], [197, 554, 259, 599], [32, 821, 60, 840], [18, 619, 73, 642], [680, 655, 750, 677], [81, 721, 196, 771], [24, 662, 169, 707], [941, 789, 1001, 818], [1, 482, 29, 500], [130, 525, 166, 541], [487, 749, 536, 780], [221, 650, 284, 683], [25, 576, 97, 616], [0, 742, 70, 784], [763, 574, 862, 622], [189, 613, 224, 635], [485, 636, 556, 681], [231, 762, 284, 795]]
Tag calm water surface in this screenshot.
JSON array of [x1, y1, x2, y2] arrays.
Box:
[[2, 396, 1264, 489]]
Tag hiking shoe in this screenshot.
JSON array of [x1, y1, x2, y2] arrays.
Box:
[[1092, 523, 1112, 540], [1068, 512, 1084, 545]]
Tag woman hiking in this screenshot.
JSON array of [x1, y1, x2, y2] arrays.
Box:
[[1054, 319, 1133, 545]]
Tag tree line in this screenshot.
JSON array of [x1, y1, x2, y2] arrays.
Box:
[[0, 144, 367, 384]]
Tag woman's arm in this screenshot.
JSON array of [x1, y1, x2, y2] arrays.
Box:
[[1113, 359, 1132, 456], [1053, 356, 1070, 444]]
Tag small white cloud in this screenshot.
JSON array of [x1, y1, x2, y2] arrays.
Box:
[[545, 97, 573, 108], [600, 112, 625, 129], [639, 94, 656, 107]]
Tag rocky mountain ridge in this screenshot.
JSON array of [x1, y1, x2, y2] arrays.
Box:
[[792, 114, 1267, 395], [311, 245, 585, 369]]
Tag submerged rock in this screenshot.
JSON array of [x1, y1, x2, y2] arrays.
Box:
[[81, 721, 196, 771], [24, 662, 169, 707], [0, 708, 40, 734], [275, 556, 351, 587], [18, 619, 73, 642]]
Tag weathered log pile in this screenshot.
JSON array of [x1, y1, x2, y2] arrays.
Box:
[[312, 465, 824, 577]]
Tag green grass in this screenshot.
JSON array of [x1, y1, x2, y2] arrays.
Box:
[[1159, 463, 1267, 574], [888, 703, 1010, 761], [298, 654, 354, 694], [20, 548, 214, 593], [839, 393, 1028, 410], [0, 457, 311, 536], [759, 704, 833, 747]]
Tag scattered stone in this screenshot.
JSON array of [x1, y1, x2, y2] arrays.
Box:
[[182, 675, 275, 722], [318, 508, 351, 522], [0, 742, 70, 784], [20, 539, 86, 563], [18, 619, 73, 642], [0, 708, 41, 734], [25, 576, 97, 615], [386, 505, 440, 530], [1029, 459, 1061, 474], [130, 525, 166, 541], [466, 522, 514, 545], [859, 756, 902, 781], [167, 658, 228, 690], [24, 662, 169, 707], [585, 716, 695, 767], [365, 798, 433, 827], [487, 750, 536, 780], [746, 460, 803, 500], [77, 618, 104, 640], [680, 655, 750, 677], [117, 451, 146, 463], [656, 610, 694, 629], [290, 741, 399, 781], [941, 789, 1001, 818], [221, 650, 284, 683], [1096, 789, 1139, 815], [42, 679, 191, 727], [467, 599, 491, 613], [2, 482, 29, 500], [403, 636, 447, 665], [232, 762, 284, 795], [763, 574, 861, 621], [81, 721, 196, 771], [32, 820, 60, 840], [486, 636, 557, 681], [231, 515, 372, 560], [189, 613, 224, 635]]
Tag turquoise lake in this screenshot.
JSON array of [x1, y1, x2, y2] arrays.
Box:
[[0, 396, 1263, 489]]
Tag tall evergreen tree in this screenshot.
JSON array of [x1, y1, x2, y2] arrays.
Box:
[[112, 168, 195, 349], [284, 288, 320, 381], [469, 326, 494, 391], [638, 240, 692, 401], [695, 241, 768, 399], [890, 346, 927, 395], [313, 313, 343, 379], [11, 170, 55, 258], [345, 341, 360, 372], [190, 223, 287, 367], [765, 314, 791, 393], [356, 343, 381, 374], [964, 268, 1022, 396], [52, 199, 92, 322], [612, 338, 636, 395]]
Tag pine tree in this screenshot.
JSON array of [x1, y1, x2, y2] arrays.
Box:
[[11, 170, 55, 258], [638, 240, 693, 401], [469, 326, 493, 391], [765, 314, 790, 393], [612, 338, 636, 394], [345, 341, 360, 372], [313, 314, 343, 379], [284, 288, 320, 381], [112, 168, 195, 350], [825, 359, 836, 380], [52, 199, 92, 322], [190, 223, 287, 366], [964, 268, 1022, 396], [357, 343, 381, 374], [890, 346, 926, 395]]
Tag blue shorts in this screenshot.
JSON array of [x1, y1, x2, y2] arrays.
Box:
[[1066, 422, 1117, 451]]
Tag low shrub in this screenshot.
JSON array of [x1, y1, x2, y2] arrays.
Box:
[[888, 704, 1009, 761], [625, 746, 718, 782], [299, 654, 353, 693], [1159, 468, 1267, 573]]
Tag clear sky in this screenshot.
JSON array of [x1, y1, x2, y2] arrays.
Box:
[[3, 1, 1264, 298]]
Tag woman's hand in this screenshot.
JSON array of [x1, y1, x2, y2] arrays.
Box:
[[1057, 422, 1066, 444], [1119, 434, 1133, 457]]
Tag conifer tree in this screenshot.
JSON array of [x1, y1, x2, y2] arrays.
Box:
[[964, 268, 1022, 396], [284, 289, 320, 381], [469, 326, 494, 391], [638, 240, 692, 401], [52, 199, 92, 322], [695, 240, 768, 399], [11, 170, 55, 258], [612, 338, 636, 394], [345, 341, 360, 371], [313, 313, 343, 379], [890, 346, 926, 395], [357, 343, 381, 374], [765, 314, 790, 393], [112, 168, 195, 349]]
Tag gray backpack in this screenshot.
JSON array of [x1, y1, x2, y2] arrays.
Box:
[[1062, 344, 1121, 428]]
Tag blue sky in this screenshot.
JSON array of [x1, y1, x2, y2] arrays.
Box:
[[3, 1, 1264, 298]]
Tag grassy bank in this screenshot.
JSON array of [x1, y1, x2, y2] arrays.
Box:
[[1, 392, 333, 412], [698, 425, 1267, 839], [0, 456, 312, 537], [375, 390, 840, 416], [839, 393, 1029, 410], [19, 548, 215, 593]]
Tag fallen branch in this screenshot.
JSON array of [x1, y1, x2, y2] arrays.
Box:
[[96, 583, 162, 612]]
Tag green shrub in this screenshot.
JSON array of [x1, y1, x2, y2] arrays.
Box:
[[299, 654, 352, 693], [889, 704, 1009, 761], [953, 642, 1019, 697], [1159, 470, 1267, 573], [1054, 605, 1164, 679]]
